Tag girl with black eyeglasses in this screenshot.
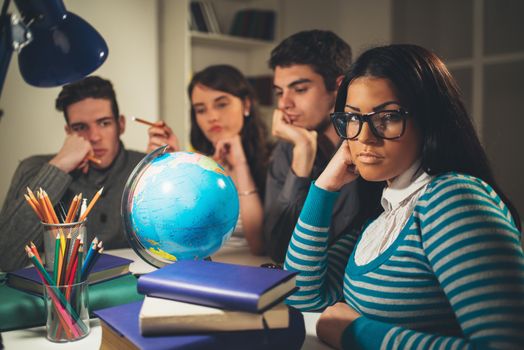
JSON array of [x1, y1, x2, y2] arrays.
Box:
[[284, 44, 523, 349]]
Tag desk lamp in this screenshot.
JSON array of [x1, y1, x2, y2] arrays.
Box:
[[0, 0, 108, 102]]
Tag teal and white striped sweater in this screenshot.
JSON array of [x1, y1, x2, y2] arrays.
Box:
[[285, 173, 524, 349]]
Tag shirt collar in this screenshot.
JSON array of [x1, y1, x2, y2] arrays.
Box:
[[381, 160, 433, 212]]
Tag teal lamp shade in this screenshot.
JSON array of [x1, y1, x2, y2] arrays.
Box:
[[15, 0, 108, 87]]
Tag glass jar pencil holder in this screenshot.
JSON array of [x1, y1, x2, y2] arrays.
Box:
[[42, 220, 86, 273], [43, 280, 90, 342]]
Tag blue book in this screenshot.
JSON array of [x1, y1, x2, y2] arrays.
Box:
[[137, 260, 297, 312], [94, 301, 305, 350], [7, 254, 132, 294]]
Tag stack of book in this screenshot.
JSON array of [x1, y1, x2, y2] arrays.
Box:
[[95, 260, 305, 349], [3, 254, 142, 332]]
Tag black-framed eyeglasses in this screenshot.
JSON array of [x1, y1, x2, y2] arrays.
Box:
[[330, 109, 409, 140]]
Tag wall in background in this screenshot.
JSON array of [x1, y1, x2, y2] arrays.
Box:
[[0, 0, 522, 227], [0, 0, 159, 205]]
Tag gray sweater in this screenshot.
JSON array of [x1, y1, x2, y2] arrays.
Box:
[[263, 140, 359, 263], [0, 144, 145, 271]]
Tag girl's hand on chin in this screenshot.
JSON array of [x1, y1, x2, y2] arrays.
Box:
[[315, 141, 359, 192]]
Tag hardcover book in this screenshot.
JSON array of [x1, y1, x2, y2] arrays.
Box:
[[137, 260, 297, 312], [1, 273, 143, 332], [7, 253, 132, 295], [95, 301, 305, 350], [139, 296, 289, 335]]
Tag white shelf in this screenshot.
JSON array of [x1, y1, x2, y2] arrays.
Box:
[[190, 31, 274, 49]]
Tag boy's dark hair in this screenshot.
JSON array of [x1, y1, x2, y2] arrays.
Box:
[[55, 76, 119, 123], [269, 30, 352, 91]]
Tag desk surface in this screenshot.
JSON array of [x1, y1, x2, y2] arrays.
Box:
[[3, 247, 331, 350]]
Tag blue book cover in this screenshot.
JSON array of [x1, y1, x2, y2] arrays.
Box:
[[94, 301, 305, 350], [137, 260, 297, 312]]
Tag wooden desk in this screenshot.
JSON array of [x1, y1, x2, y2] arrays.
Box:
[[3, 248, 331, 350]]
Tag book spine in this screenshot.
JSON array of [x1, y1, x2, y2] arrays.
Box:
[[190, 2, 208, 32], [137, 277, 260, 312]]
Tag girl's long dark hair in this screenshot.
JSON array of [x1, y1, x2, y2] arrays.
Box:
[[188, 65, 272, 197], [335, 44, 521, 231]]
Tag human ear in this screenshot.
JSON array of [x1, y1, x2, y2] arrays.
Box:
[[243, 98, 252, 117], [118, 115, 126, 135]]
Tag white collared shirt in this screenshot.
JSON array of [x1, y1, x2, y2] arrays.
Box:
[[354, 160, 434, 266]]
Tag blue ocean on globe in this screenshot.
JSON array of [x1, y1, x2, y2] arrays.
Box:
[[123, 151, 239, 264]]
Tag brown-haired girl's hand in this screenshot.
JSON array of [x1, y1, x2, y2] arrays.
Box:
[[316, 302, 361, 350], [212, 135, 247, 172], [315, 140, 359, 192], [146, 121, 180, 153]]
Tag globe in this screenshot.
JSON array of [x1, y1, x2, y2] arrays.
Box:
[[122, 146, 239, 267]]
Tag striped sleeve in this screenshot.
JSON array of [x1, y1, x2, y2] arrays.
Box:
[[342, 174, 524, 349], [419, 176, 524, 348], [284, 182, 357, 311]]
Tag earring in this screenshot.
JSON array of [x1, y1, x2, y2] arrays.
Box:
[[244, 111, 250, 118]]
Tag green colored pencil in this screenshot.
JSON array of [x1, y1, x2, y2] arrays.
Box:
[[53, 233, 60, 283]]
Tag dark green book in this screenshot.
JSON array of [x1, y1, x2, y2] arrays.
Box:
[[0, 273, 144, 332]]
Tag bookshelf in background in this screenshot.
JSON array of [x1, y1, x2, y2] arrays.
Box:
[[230, 8, 276, 41], [190, 31, 274, 48], [159, 0, 281, 150], [190, 1, 221, 34], [247, 75, 273, 107], [189, 0, 277, 47]]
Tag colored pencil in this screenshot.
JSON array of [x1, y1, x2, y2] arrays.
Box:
[[70, 193, 82, 223], [75, 245, 84, 284], [64, 195, 78, 223], [64, 236, 81, 286], [36, 274, 76, 339], [59, 232, 72, 285], [37, 191, 52, 223], [79, 188, 103, 222], [26, 187, 43, 217], [53, 233, 60, 283], [82, 246, 103, 281], [56, 240, 64, 286], [42, 189, 60, 224], [132, 116, 157, 127], [26, 187, 39, 205], [65, 257, 79, 301], [29, 241, 43, 266], [86, 155, 102, 165], [81, 237, 98, 278], [24, 194, 43, 220], [26, 247, 88, 334]]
